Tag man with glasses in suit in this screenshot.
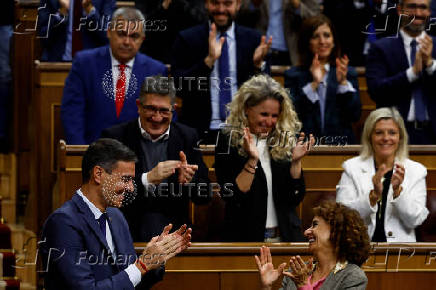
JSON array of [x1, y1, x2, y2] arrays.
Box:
[[101, 76, 210, 242]]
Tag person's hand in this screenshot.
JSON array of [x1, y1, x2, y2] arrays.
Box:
[[58, 0, 70, 15], [253, 35, 272, 68], [419, 34, 434, 67], [162, 0, 172, 10], [254, 246, 286, 290], [370, 163, 390, 206], [136, 224, 192, 274], [310, 54, 324, 89], [391, 163, 405, 198], [413, 49, 423, 75], [283, 256, 312, 288], [205, 23, 226, 68], [177, 151, 198, 184], [242, 127, 259, 160], [157, 224, 192, 260], [147, 160, 181, 184], [291, 132, 314, 162], [336, 55, 349, 86], [82, 0, 94, 14]]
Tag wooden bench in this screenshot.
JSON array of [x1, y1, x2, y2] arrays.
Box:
[[57, 141, 436, 241], [31, 62, 373, 237], [131, 242, 436, 290]]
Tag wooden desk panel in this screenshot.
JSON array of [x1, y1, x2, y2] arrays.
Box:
[[135, 243, 436, 290], [58, 144, 436, 241]]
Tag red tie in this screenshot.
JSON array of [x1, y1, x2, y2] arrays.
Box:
[[115, 64, 127, 118]]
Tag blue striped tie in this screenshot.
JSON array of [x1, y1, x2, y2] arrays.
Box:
[[219, 32, 231, 121]]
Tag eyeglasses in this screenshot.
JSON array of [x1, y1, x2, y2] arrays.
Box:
[[141, 105, 173, 116]]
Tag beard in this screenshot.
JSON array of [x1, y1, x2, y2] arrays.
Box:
[[209, 12, 234, 32], [401, 14, 428, 35]]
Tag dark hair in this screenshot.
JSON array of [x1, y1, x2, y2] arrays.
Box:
[[297, 14, 341, 67], [82, 138, 138, 183], [139, 75, 176, 105], [313, 201, 370, 266]]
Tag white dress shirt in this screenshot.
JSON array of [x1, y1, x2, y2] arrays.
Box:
[[254, 136, 278, 228]]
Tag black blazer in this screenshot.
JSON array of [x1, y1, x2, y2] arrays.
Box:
[[101, 120, 210, 241], [171, 23, 261, 136], [284, 65, 361, 145], [214, 133, 306, 242]]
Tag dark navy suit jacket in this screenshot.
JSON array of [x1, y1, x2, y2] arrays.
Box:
[[38, 0, 116, 61], [366, 34, 436, 136], [284, 66, 361, 144], [41, 193, 164, 290], [61, 45, 167, 144], [171, 23, 261, 135]]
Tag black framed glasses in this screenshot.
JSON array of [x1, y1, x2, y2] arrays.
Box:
[[141, 105, 173, 116]]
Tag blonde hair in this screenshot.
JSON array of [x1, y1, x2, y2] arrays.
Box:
[[224, 74, 301, 161], [360, 107, 408, 161]]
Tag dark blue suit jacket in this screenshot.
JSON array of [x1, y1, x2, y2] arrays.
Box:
[[61, 45, 167, 144], [38, 0, 116, 61], [366, 34, 436, 135], [171, 23, 261, 135], [41, 193, 164, 290], [284, 66, 361, 144]]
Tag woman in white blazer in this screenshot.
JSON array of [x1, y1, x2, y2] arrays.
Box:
[[336, 107, 429, 242]]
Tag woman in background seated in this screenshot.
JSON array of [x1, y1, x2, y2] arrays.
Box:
[[284, 14, 361, 145], [336, 107, 429, 242], [255, 201, 370, 290], [215, 74, 313, 242]]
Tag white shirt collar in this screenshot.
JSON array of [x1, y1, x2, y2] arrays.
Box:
[[209, 21, 236, 40], [400, 29, 426, 47], [76, 189, 104, 219], [109, 47, 135, 68], [138, 117, 170, 142]]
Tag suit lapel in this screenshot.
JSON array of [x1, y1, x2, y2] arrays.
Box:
[[100, 46, 117, 117], [392, 34, 409, 72], [167, 123, 181, 161], [72, 193, 111, 252], [105, 210, 129, 270], [131, 121, 148, 174]]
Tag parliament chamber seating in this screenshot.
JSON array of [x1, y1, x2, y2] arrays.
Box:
[[10, 2, 436, 287], [55, 142, 436, 290]]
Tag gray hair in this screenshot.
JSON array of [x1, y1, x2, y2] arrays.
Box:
[[139, 75, 176, 105], [110, 7, 145, 31], [360, 107, 409, 161]]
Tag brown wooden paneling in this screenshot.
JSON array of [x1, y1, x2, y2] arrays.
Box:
[[154, 273, 220, 290], [58, 144, 436, 241], [130, 243, 436, 290]]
